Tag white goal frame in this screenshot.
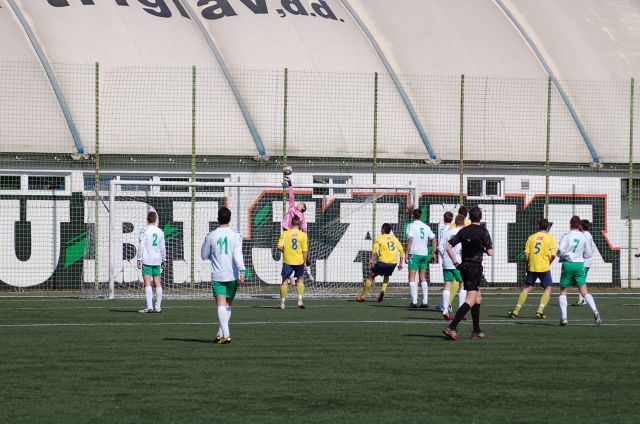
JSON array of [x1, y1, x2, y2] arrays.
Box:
[[108, 179, 416, 299]]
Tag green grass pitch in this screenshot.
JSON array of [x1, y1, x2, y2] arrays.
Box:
[[1, 292, 639, 423]]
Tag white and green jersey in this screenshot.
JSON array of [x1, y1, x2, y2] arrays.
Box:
[[439, 227, 462, 270], [583, 231, 594, 268], [406, 220, 435, 255], [137, 225, 166, 266], [558, 230, 592, 263], [201, 227, 245, 282]]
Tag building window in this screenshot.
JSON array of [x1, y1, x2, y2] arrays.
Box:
[[28, 175, 66, 191], [84, 175, 116, 192], [621, 178, 640, 219], [312, 175, 352, 197], [0, 175, 21, 191], [196, 177, 227, 193], [467, 178, 503, 198], [159, 177, 190, 192], [120, 176, 152, 192]]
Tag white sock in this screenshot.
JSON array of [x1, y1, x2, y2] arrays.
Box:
[[155, 286, 163, 310], [584, 294, 598, 315], [145, 286, 153, 310], [559, 294, 568, 320], [459, 289, 467, 307], [218, 305, 230, 338], [578, 293, 585, 302], [420, 282, 428, 305], [409, 281, 418, 304], [442, 290, 450, 313]]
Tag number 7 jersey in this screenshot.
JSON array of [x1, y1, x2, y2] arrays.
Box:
[[201, 227, 245, 282]]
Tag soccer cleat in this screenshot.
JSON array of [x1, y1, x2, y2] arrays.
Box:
[[442, 327, 459, 341], [535, 311, 547, 320], [298, 304, 306, 309], [573, 300, 586, 307], [419, 303, 429, 309], [471, 331, 490, 340], [278, 303, 285, 310], [154, 308, 162, 313], [435, 304, 444, 312], [408, 303, 418, 309], [138, 308, 155, 313], [216, 337, 232, 345], [355, 295, 365, 302], [443, 312, 451, 321], [214, 335, 222, 343], [377, 292, 385, 302], [594, 313, 602, 325], [507, 309, 519, 319], [559, 319, 568, 326]]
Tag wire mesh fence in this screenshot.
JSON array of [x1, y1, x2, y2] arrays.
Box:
[[0, 61, 637, 297]]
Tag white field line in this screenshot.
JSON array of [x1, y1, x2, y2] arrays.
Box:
[[1, 318, 640, 328]]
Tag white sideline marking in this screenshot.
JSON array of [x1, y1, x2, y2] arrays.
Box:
[[1, 318, 639, 328]]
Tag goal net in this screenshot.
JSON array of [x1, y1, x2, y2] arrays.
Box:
[[91, 180, 416, 300]]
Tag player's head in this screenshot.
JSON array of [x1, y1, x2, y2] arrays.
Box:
[[147, 211, 157, 224], [570, 215, 581, 230], [381, 223, 391, 234], [218, 207, 231, 225], [412, 209, 422, 221], [538, 218, 550, 231], [291, 216, 301, 228], [296, 202, 307, 213], [455, 214, 465, 227], [469, 206, 482, 223], [581, 219, 591, 232], [443, 211, 453, 224], [458, 205, 468, 217]]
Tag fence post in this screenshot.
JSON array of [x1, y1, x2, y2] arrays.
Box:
[[545, 76, 551, 218], [629, 77, 635, 289], [459, 74, 465, 206], [191, 65, 197, 288], [94, 61, 100, 293], [372, 72, 379, 236], [283, 68, 289, 215]]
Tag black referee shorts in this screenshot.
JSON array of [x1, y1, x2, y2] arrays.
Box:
[[459, 263, 485, 292]]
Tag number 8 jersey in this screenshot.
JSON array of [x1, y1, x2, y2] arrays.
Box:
[[525, 231, 557, 272]]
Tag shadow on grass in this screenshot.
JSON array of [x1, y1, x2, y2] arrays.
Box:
[[404, 334, 449, 340], [163, 337, 214, 344], [109, 309, 142, 314]]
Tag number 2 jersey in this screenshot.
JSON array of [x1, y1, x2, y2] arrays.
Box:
[[557, 230, 593, 263], [278, 229, 308, 266], [201, 227, 246, 282], [373, 233, 404, 264], [137, 225, 167, 266], [524, 231, 557, 272]]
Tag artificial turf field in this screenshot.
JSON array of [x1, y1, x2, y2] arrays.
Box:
[[1, 292, 639, 424]]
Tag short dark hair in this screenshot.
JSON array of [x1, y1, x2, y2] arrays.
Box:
[[147, 211, 157, 224], [218, 207, 231, 225], [538, 218, 550, 231], [412, 209, 422, 220], [570, 215, 581, 229], [581, 219, 590, 231], [291, 216, 301, 227], [469, 206, 482, 223], [458, 205, 468, 217], [455, 214, 466, 226], [381, 223, 392, 234], [443, 211, 454, 224]]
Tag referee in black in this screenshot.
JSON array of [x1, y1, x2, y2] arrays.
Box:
[[443, 206, 493, 341]]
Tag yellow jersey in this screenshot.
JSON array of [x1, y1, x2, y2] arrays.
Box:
[[278, 229, 308, 266], [373, 234, 404, 264], [449, 219, 471, 229], [525, 231, 557, 272]]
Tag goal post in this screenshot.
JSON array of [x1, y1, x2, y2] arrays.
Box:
[[104, 179, 416, 300]]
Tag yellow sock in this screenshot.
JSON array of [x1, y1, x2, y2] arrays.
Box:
[[381, 276, 389, 293], [280, 284, 288, 301], [362, 279, 373, 298], [449, 281, 460, 306], [537, 292, 550, 314], [297, 282, 305, 304], [515, 291, 528, 311]]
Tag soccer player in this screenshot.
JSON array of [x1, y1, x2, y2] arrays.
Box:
[[557, 216, 601, 326], [451, 205, 471, 228], [201, 207, 246, 344], [278, 216, 308, 309], [443, 207, 493, 341], [574, 219, 594, 306], [507, 218, 557, 319], [356, 223, 404, 302], [439, 214, 467, 320], [137, 211, 166, 313], [282, 172, 307, 233], [405, 209, 436, 308]]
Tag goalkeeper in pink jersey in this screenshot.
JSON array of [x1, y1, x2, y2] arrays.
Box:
[[282, 172, 307, 233]]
